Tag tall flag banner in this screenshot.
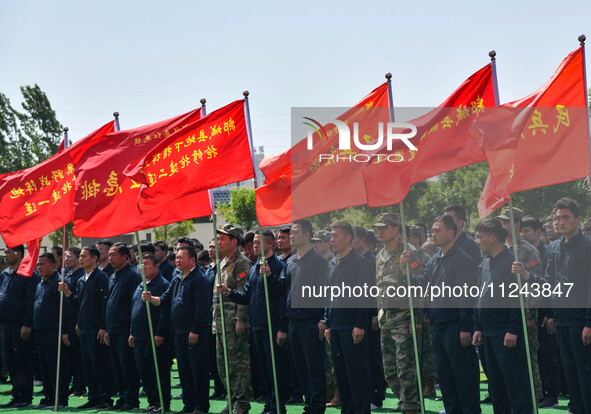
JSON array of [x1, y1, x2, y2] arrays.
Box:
[[255, 83, 389, 226], [363, 63, 495, 207], [471, 46, 589, 217], [70, 108, 213, 237], [125, 100, 255, 212], [17, 238, 42, 278], [0, 121, 115, 247]]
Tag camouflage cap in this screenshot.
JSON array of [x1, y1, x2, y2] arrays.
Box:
[[373, 213, 400, 228], [497, 207, 524, 222], [217, 224, 243, 239], [409, 225, 425, 237], [311, 230, 330, 242]]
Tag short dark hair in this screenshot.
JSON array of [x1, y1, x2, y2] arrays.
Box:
[[192, 239, 204, 251], [39, 252, 56, 264], [433, 214, 458, 237], [51, 246, 63, 256], [96, 239, 113, 248], [154, 240, 168, 251], [279, 226, 292, 235], [331, 221, 354, 241], [141, 252, 159, 267], [521, 216, 542, 232], [82, 245, 101, 260], [259, 229, 275, 244], [555, 197, 581, 218], [353, 226, 368, 243], [112, 242, 130, 260], [294, 219, 313, 240], [67, 247, 81, 257], [139, 242, 155, 254], [177, 245, 197, 260], [176, 237, 194, 248], [167, 251, 176, 262], [475, 218, 508, 244], [444, 205, 467, 222], [197, 250, 211, 263], [241, 232, 255, 247], [9, 244, 25, 257]]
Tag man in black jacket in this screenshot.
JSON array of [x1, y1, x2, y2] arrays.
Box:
[[59, 245, 112, 409]]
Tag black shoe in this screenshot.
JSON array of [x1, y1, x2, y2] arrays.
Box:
[[210, 391, 227, 400], [70, 390, 85, 397], [480, 395, 492, 404], [143, 406, 158, 413], [119, 403, 140, 411], [95, 401, 114, 410], [33, 402, 52, 409], [0, 399, 18, 409], [254, 395, 266, 403], [11, 401, 31, 408], [539, 397, 559, 408], [286, 396, 302, 405], [77, 401, 99, 409]]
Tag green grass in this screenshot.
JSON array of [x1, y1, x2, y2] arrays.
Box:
[[0, 365, 573, 413]]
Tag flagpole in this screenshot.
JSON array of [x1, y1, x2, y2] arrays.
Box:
[[579, 35, 591, 175], [54, 127, 68, 412], [204, 98, 235, 413], [490, 49, 538, 413], [244, 90, 282, 414], [386, 73, 425, 414]]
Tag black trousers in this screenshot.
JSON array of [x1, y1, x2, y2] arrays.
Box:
[[288, 321, 326, 414], [431, 324, 480, 414], [483, 334, 533, 414], [68, 333, 85, 392], [537, 317, 560, 399], [174, 332, 209, 413], [134, 338, 172, 409], [35, 329, 69, 405], [330, 329, 370, 414], [367, 327, 386, 406], [2, 324, 34, 403], [109, 331, 140, 406], [556, 326, 591, 414], [80, 332, 112, 404]]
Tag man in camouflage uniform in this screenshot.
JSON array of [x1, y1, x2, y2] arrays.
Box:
[[408, 225, 436, 399], [498, 207, 544, 402], [213, 225, 253, 414], [373, 213, 422, 414]]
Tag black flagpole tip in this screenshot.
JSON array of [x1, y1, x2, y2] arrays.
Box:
[[489, 50, 496, 60], [63, 127, 69, 133], [243, 90, 249, 98], [579, 34, 586, 45], [113, 112, 119, 118], [385, 73, 392, 80], [200, 98, 206, 105]]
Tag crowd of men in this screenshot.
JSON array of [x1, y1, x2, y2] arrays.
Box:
[[0, 196, 590, 414]]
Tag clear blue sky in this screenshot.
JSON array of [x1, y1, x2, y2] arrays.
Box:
[[1, 0, 589, 155]]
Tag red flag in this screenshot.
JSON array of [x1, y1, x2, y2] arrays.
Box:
[[255, 83, 389, 226], [70, 108, 213, 237], [0, 121, 115, 247], [471, 46, 589, 217], [17, 238, 42, 278], [125, 100, 255, 212], [363, 63, 495, 207]]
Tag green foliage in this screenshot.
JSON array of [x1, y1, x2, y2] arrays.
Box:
[[217, 187, 257, 230], [0, 84, 63, 173], [152, 220, 196, 246], [48, 223, 81, 248]]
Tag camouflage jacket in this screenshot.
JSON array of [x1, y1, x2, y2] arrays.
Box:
[[212, 250, 252, 333]]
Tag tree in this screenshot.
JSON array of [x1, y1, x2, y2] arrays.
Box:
[[217, 187, 257, 230], [0, 84, 63, 173], [48, 223, 81, 248], [152, 220, 196, 246]]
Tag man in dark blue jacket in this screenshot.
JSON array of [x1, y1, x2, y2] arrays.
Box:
[[155, 241, 175, 282], [143, 246, 210, 414], [472, 218, 532, 414], [33, 253, 72, 409], [130, 252, 171, 413], [59, 245, 112, 409], [218, 230, 288, 414], [324, 221, 372, 414], [64, 247, 86, 397], [106, 242, 142, 410], [282, 219, 328, 414], [0, 244, 40, 408], [405, 215, 479, 413]]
